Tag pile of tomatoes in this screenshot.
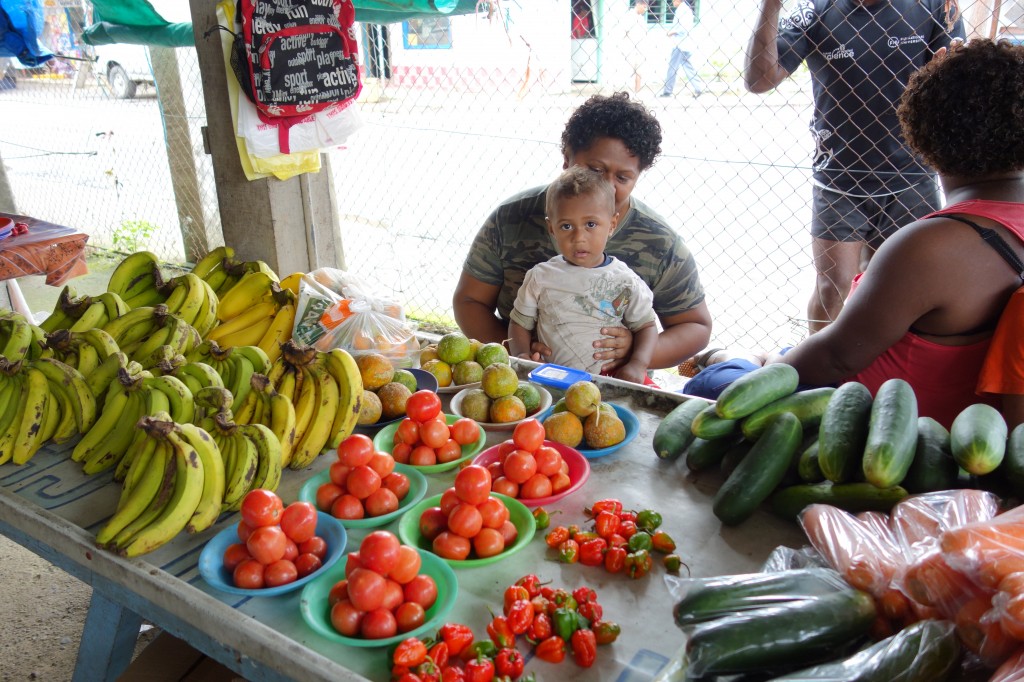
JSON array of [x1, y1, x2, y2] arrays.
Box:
[[315, 434, 412, 520], [390, 390, 481, 467], [328, 530, 439, 640], [223, 490, 326, 589], [544, 498, 681, 579], [485, 419, 572, 500], [418, 465, 518, 561]]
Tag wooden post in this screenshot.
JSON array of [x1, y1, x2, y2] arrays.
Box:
[[965, 0, 1003, 40], [186, 0, 345, 274]]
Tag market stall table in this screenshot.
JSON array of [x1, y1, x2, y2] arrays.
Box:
[[0, 361, 806, 682], [0, 212, 90, 314]]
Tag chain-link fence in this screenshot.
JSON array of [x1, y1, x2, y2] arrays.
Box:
[[1, 0, 1020, 355]]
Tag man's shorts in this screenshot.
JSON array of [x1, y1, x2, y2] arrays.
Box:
[[810, 178, 941, 249]]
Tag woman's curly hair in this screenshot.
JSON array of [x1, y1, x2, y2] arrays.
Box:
[[898, 39, 1024, 178], [560, 92, 663, 170]]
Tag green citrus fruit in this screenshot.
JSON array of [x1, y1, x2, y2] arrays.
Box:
[[514, 383, 542, 415], [392, 368, 418, 392], [437, 332, 472, 365], [422, 359, 453, 387], [475, 342, 510, 368], [458, 388, 492, 423], [481, 363, 519, 399], [452, 360, 484, 386]]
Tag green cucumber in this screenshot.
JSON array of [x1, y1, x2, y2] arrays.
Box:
[[817, 381, 873, 483], [691, 403, 738, 440], [769, 618, 959, 681], [771, 482, 909, 521], [902, 417, 958, 493], [740, 387, 836, 440], [685, 588, 877, 678], [720, 439, 753, 479], [715, 363, 800, 420], [950, 403, 1007, 475], [685, 435, 739, 473], [712, 412, 803, 526], [862, 378, 918, 488], [653, 398, 708, 460], [797, 439, 825, 483], [673, 568, 849, 627], [1002, 423, 1024, 497]]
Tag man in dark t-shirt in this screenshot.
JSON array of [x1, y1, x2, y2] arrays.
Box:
[[743, 0, 963, 332]]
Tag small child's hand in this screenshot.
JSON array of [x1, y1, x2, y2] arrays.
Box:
[[614, 361, 647, 385]]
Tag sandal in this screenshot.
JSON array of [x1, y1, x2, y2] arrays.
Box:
[[677, 347, 725, 378]]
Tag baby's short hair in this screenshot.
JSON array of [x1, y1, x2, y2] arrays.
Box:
[[545, 166, 616, 218]]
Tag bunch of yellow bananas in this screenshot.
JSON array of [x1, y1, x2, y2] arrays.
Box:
[[186, 341, 271, 414], [205, 271, 296, 360], [158, 273, 220, 338], [38, 287, 131, 334], [95, 412, 223, 556], [100, 304, 201, 369], [105, 251, 166, 309], [231, 372, 297, 467], [40, 328, 120, 379]]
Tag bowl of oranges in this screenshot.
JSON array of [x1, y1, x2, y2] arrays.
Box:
[[449, 368, 552, 432]]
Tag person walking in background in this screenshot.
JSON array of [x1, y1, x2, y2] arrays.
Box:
[[625, 1, 650, 94], [743, 0, 964, 333], [660, 0, 706, 98]]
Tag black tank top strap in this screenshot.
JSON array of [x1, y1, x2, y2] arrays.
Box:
[[942, 214, 1024, 281]]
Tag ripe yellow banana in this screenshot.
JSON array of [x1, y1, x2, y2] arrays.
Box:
[[288, 365, 338, 469], [99, 437, 173, 546], [323, 348, 364, 449], [1, 313, 34, 363], [240, 422, 283, 493], [216, 271, 276, 323], [179, 423, 225, 534], [106, 251, 160, 300], [12, 366, 50, 465], [31, 357, 98, 434], [256, 304, 295, 364], [68, 300, 109, 333], [222, 432, 258, 511], [0, 376, 27, 465]]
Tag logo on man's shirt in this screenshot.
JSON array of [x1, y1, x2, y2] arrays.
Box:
[[824, 44, 855, 60], [887, 34, 926, 49], [781, 0, 814, 30]]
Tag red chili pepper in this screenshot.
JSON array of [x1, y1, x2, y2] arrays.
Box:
[[606, 533, 628, 550], [651, 530, 677, 554], [570, 629, 598, 668], [503, 585, 530, 614], [619, 511, 637, 523], [514, 574, 545, 598], [593, 620, 621, 645], [618, 519, 638, 539], [572, 586, 598, 604], [604, 546, 627, 573], [588, 498, 623, 516], [557, 539, 580, 564], [578, 538, 607, 566], [487, 615, 516, 649], [428, 642, 450, 671], [530, 595, 550, 616], [532, 507, 551, 530], [527, 611, 552, 643], [392, 665, 412, 681], [573, 530, 600, 543], [539, 586, 556, 601], [396, 673, 423, 682], [566, 524, 582, 538], [505, 598, 534, 635], [441, 667, 465, 682], [464, 656, 495, 682], [577, 599, 603, 623], [625, 549, 653, 579], [594, 510, 621, 538], [551, 588, 577, 611], [494, 648, 524, 679], [545, 526, 570, 548], [415, 661, 440, 682], [394, 637, 429, 667], [438, 623, 475, 658], [535, 635, 566, 664]]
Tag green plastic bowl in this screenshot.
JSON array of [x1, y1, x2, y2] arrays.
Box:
[[372, 413, 486, 474], [296, 462, 428, 529], [298, 548, 458, 648], [396, 492, 536, 568]]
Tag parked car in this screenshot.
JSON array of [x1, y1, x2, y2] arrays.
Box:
[[92, 44, 154, 99]]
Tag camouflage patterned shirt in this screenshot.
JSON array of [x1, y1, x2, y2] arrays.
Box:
[[463, 185, 705, 322]]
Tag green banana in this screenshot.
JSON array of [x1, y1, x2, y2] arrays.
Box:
[[179, 422, 225, 534], [30, 357, 97, 434]]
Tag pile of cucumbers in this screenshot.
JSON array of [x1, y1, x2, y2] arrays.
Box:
[[654, 364, 1020, 525]]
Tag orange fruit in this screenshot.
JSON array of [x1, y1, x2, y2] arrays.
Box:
[[489, 395, 526, 424], [357, 390, 382, 425], [357, 353, 395, 390], [422, 359, 452, 387], [583, 410, 625, 449], [543, 411, 583, 448], [481, 364, 518, 399], [377, 382, 413, 420]]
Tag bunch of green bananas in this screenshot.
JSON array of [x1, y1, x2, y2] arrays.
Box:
[[265, 340, 363, 470], [96, 412, 223, 556], [158, 272, 220, 338], [231, 372, 296, 467], [105, 251, 166, 309], [186, 341, 270, 414], [38, 287, 131, 333], [190, 245, 239, 299], [194, 386, 283, 512], [100, 304, 201, 369], [40, 328, 120, 379]]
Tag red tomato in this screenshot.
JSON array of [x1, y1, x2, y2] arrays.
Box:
[[406, 390, 442, 423], [233, 558, 265, 589], [432, 531, 471, 561], [264, 559, 298, 587], [368, 451, 396, 478], [550, 472, 571, 494], [409, 445, 437, 466], [392, 442, 412, 464], [361, 608, 398, 640], [389, 545, 422, 585], [347, 568, 387, 612], [359, 530, 401, 575], [330, 599, 364, 637], [236, 519, 254, 543], [419, 506, 448, 542], [492, 477, 519, 498], [365, 487, 400, 517], [381, 579, 405, 611], [395, 419, 420, 446], [450, 418, 481, 446], [316, 482, 345, 512], [436, 439, 463, 464], [222, 543, 251, 571], [240, 489, 284, 529], [247, 525, 287, 565], [403, 574, 438, 608], [502, 451, 537, 485], [280, 501, 318, 544], [440, 487, 462, 515], [477, 497, 509, 529], [295, 552, 322, 578], [329, 461, 352, 487], [534, 446, 562, 477], [282, 539, 299, 562], [454, 465, 492, 506], [499, 520, 518, 546], [486, 461, 503, 482], [382, 472, 410, 500], [559, 458, 569, 476], [346, 465, 382, 500], [337, 433, 375, 467], [419, 419, 451, 449], [345, 551, 362, 577], [395, 601, 426, 633], [497, 439, 517, 460], [300, 535, 328, 560], [331, 494, 366, 520], [447, 504, 484, 539], [472, 527, 506, 558], [520, 473, 553, 499], [328, 579, 348, 606], [512, 418, 545, 452]]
